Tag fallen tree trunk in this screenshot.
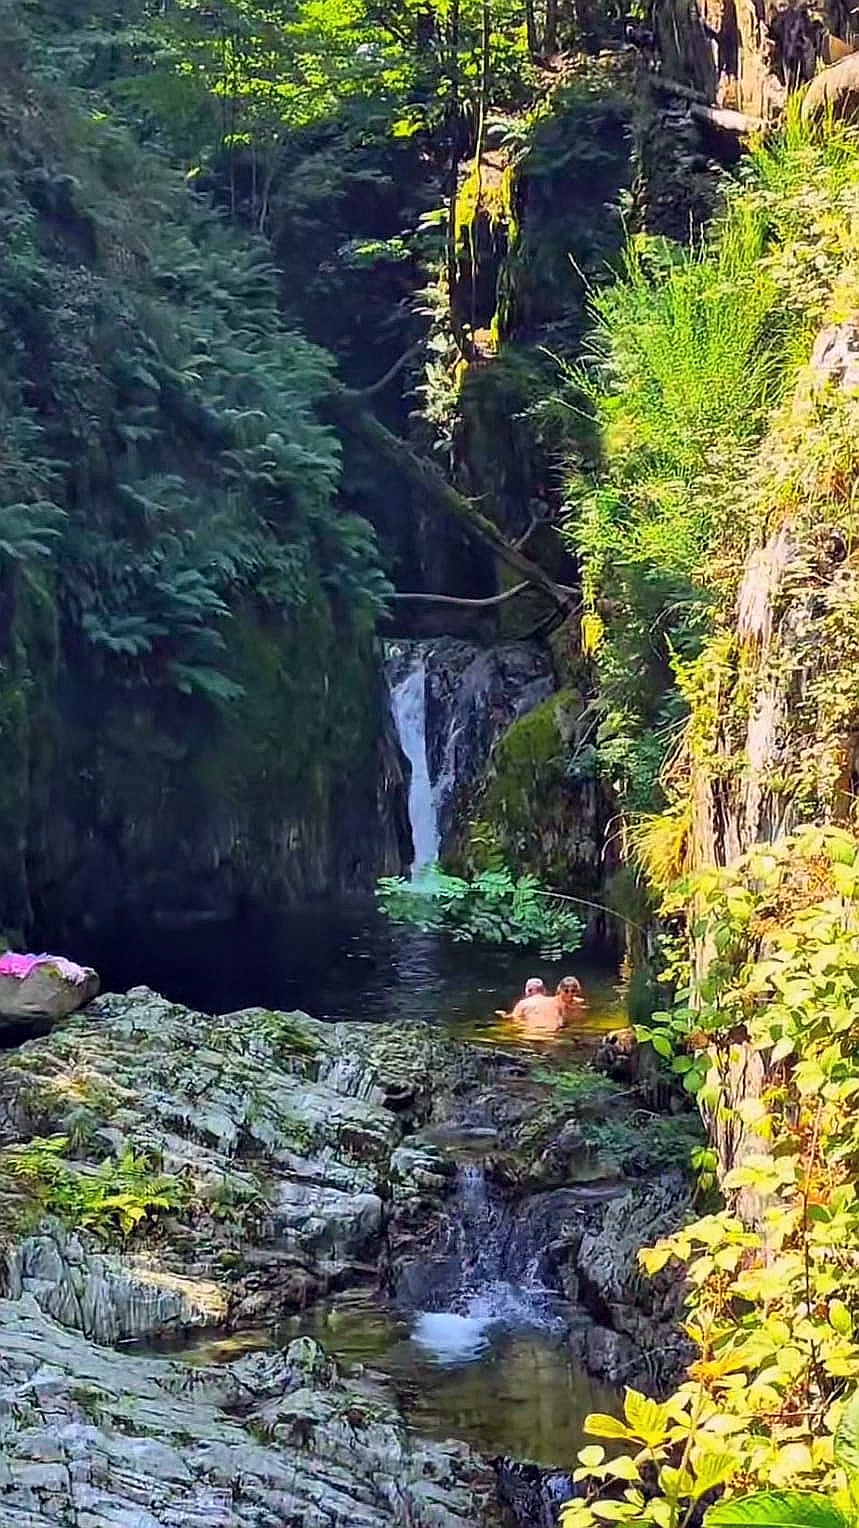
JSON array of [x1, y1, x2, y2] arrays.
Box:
[[324, 388, 577, 609], [651, 75, 767, 133]]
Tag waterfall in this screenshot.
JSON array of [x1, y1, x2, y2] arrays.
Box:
[[409, 1160, 566, 1365], [384, 635, 554, 873], [388, 654, 439, 873]]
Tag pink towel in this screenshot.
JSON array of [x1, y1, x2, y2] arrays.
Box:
[[0, 952, 89, 983]]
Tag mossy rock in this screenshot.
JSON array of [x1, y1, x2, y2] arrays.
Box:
[[454, 688, 604, 888]]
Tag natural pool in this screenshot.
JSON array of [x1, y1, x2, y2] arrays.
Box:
[[63, 897, 630, 1474]]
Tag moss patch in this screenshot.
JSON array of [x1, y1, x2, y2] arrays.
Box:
[[456, 688, 603, 889]]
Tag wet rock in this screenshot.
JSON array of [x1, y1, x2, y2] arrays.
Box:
[[390, 1140, 455, 1198], [386, 637, 555, 854], [593, 1028, 637, 1084], [567, 1174, 692, 1391], [0, 1293, 498, 1527]]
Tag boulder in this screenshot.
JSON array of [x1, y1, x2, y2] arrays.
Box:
[[568, 1175, 693, 1390], [0, 954, 99, 1023], [802, 52, 859, 125], [0, 988, 476, 1336]]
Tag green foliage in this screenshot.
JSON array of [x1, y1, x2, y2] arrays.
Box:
[[99, 0, 537, 175], [533, 1064, 623, 1111], [567, 119, 859, 813], [376, 864, 584, 955], [563, 830, 859, 1527], [0, 7, 391, 707], [1, 1134, 187, 1240], [581, 1111, 704, 1177], [454, 689, 604, 891]]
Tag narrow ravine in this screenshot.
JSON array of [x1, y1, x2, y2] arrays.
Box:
[[0, 627, 695, 1527]]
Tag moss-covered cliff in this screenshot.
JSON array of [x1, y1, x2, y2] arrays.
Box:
[[0, 2, 410, 938]]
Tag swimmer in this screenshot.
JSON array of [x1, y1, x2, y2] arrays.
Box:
[[512, 977, 546, 1016], [508, 974, 587, 1036], [496, 977, 545, 1020], [556, 974, 586, 1022]]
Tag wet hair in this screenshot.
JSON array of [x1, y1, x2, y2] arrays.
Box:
[[557, 976, 582, 995], [524, 977, 546, 996]]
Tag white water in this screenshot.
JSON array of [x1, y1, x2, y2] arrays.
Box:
[[389, 656, 440, 873], [409, 1163, 566, 1366]]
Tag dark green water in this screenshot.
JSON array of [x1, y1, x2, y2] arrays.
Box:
[[58, 894, 626, 1031], [156, 1292, 619, 1468]]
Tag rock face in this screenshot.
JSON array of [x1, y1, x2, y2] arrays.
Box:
[[688, 315, 859, 875], [802, 50, 859, 124], [651, 0, 809, 119], [0, 989, 474, 1342], [0, 992, 505, 1527], [567, 1177, 693, 1390], [0, 1294, 497, 1527], [27, 654, 410, 945]]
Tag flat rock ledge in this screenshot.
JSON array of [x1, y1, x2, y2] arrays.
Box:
[[0, 1292, 497, 1528]]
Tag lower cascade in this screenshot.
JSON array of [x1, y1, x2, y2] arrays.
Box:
[[409, 1162, 565, 1366]]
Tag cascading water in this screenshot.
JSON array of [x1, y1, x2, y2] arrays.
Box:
[[387, 652, 439, 873], [385, 636, 555, 870], [410, 1161, 565, 1365]]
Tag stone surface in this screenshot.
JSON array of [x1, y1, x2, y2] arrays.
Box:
[[652, 0, 790, 119], [0, 964, 99, 1022], [0, 1293, 497, 1527], [567, 1175, 693, 1390], [802, 51, 859, 124], [0, 989, 474, 1341]]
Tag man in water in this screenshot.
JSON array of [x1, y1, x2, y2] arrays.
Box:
[[510, 977, 545, 1017], [507, 974, 585, 1035]]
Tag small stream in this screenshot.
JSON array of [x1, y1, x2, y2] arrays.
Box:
[[19, 642, 630, 1487], [114, 905, 626, 1476]]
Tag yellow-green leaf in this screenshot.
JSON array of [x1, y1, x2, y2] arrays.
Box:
[[705, 1490, 847, 1528], [587, 1413, 634, 1442], [579, 1446, 607, 1470], [829, 1301, 852, 1338], [606, 1456, 644, 1483], [624, 1389, 670, 1447], [691, 1451, 737, 1497]]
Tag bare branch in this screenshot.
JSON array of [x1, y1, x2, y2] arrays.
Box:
[[390, 582, 531, 607], [344, 343, 425, 401]]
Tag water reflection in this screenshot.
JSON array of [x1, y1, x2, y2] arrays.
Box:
[[57, 895, 625, 1031], [140, 1293, 618, 1468], [280, 1295, 619, 1467]]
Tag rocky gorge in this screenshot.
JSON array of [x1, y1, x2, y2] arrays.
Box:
[[0, 987, 691, 1526]]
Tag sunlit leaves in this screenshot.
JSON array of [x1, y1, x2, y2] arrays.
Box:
[[706, 1493, 848, 1528], [376, 865, 584, 953]]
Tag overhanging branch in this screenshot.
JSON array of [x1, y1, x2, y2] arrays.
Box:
[[343, 342, 425, 401], [391, 582, 531, 607]]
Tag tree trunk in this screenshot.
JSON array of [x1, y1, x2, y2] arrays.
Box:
[[545, 0, 559, 52], [526, 0, 539, 55], [700, 1032, 775, 1241]]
